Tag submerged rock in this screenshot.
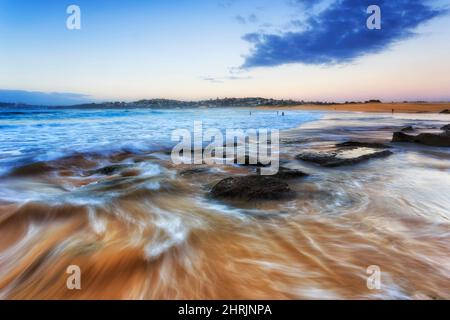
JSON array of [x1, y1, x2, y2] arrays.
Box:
[[179, 166, 210, 176], [400, 126, 415, 132], [90, 164, 132, 175], [231, 155, 269, 167], [392, 132, 415, 143], [256, 166, 308, 179], [296, 152, 337, 165], [9, 162, 54, 176], [392, 132, 450, 147], [296, 150, 393, 167], [335, 141, 391, 149], [210, 176, 293, 200]]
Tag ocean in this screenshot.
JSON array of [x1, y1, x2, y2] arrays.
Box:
[[0, 107, 322, 175], [0, 107, 449, 299]]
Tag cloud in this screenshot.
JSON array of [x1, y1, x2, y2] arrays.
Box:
[[234, 13, 259, 25], [219, 0, 237, 8], [201, 74, 252, 83], [201, 77, 224, 84], [248, 14, 258, 23], [242, 0, 446, 68], [234, 15, 247, 25], [0, 89, 94, 106]]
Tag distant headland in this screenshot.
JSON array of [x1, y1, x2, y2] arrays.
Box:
[[1, 98, 449, 113]]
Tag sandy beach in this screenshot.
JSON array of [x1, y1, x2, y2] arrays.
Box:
[[1, 108, 449, 299], [258, 103, 450, 113]]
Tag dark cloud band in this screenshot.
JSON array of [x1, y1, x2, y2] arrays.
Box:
[[242, 0, 446, 68]]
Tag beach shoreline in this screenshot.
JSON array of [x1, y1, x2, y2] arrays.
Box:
[[0, 109, 449, 299], [257, 102, 450, 113]]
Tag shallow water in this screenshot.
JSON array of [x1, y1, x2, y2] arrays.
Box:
[[0, 107, 322, 175], [0, 109, 449, 299]]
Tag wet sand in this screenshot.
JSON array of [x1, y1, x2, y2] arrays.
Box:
[[0, 112, 449, 299], [258, 102, 450, 113]]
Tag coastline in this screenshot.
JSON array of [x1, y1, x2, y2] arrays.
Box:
[[0, 110, 449, 299], [257, 102, 450, 113]]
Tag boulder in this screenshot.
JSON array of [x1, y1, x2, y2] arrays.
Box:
[[392, 132, 450, 147], [179, 167, 210, 176], [232, 155, 269, 167], [335, 141, 391, 149], [89, 164, 132, 175], [440, 109, 450, 114], [296, 150, 393, 167], [392, 132, 416, 143], [9, 162, 54, 176], [256, 166, 308, 179], [210, 176, 293, 200], [441, 124, 450, 131], [295, 152, 336, 165], [400, 126, 415, 132]]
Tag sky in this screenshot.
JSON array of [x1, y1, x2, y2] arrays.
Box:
[[0, 0, 449, 105]]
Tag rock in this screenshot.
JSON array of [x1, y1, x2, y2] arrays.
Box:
[[295, 152, 337, 165], [231, 155, 269, 167], [9, 162, 54, 176], [400, 126, 415, 132], [441, 124, 450, 131], [210, 176, 293, 200], [392, 132, 415, 143], [179, 167, 210, 176], [440, 109, 450, 114], [335, 141, 391, 149], [296, 150, 393, 167], [392, 132, 450, 147], [256, 166, 308, 179], [90, 164, 132, 175]]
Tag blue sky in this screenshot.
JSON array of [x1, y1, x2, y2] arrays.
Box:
[[0, 0, 449, 105]]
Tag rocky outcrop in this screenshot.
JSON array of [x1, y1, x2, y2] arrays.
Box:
[[9, 162, 54, 176], [392, 132, 450, 147], [232, 155, 269, 167], [256, 166, 308, 179], [392, 132, 415, 143], [89, 164, 132, 175], [335, 141, 391, 149], [296, 150, 393, 167], [179, 167, 210, 176], [210, 176, 293, 200], [401, 126, 415, 132]]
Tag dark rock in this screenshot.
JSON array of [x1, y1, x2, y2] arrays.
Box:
[[392, 132, 415, 143], [257, 166, 308, 179], [335, 141, 391, 149], [296, 150, 393, 167], [210, 176, 293, 200], [400, 126, 415, 132], [232, 155, 269, 167], [9, 162, 54, 176], [392, 132, 450, 147], [295, 152, 336, 165], [90, 164, 132, 175], [440, 109, 450, 114], [179, 167, 210, 176], [441, 124, 450, 131]]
